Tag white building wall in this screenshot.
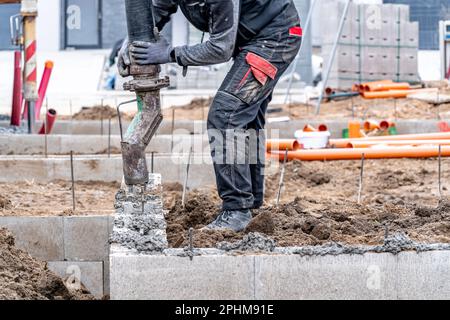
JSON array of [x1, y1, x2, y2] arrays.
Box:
[[36, 0, 61, 51]]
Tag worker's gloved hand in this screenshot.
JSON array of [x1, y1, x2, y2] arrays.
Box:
[[118, 38, 131, 77], [130, 37, 174, 65]]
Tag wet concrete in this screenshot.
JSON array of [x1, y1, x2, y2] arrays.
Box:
[[110, 174, 168, 253]]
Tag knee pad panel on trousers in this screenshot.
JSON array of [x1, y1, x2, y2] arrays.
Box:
[[207, 90, 247, 130]]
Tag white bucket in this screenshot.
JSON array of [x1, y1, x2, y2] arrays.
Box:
[[295, 130, 331, 149]]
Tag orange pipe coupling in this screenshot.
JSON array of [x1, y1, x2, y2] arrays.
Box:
[[303, 124, 318, 132], [266, 139, 301, 151], [348, 121, 363, 138], [269, 146, 450, 161], [363, 120, 380, 131], [380, 120, 395, 131]]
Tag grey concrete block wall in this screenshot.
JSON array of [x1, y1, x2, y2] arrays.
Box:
[[0, 155, 216, 187], [255, 253, 398, 300], [396, 251, 450, 300], [0, 217, 64, 261], [0, 134, 209, 155], [110, 254, 256, 300], [110, 250, 450, 300], [64, 216, 110, 261]]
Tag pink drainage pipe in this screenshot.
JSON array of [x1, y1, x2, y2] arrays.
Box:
[[35, 61, 54, 120], [38, 108, 57, 134], [10, 51, 23, 126]]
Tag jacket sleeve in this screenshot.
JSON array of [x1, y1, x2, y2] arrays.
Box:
[[153, 0, 178, 31], [174, 0, 240, 66]]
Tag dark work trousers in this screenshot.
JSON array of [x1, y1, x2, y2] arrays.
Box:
[[207, 2, 302, 211]]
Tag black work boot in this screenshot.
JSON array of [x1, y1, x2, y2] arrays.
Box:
[[205, 209, 252, 232]]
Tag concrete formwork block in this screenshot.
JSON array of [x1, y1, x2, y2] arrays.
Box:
[[64, 216, 110, 261], [0, 216, 64, 261], [47, 261, 104, 299], [396, 251, 450, 300], [255, 253, 397, 300], [110, 253, 255, 300]]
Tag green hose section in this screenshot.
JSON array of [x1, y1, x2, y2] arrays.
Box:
[[124, 94, 144, 140]]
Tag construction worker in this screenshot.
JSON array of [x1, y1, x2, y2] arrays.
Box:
[[119, 0, 302, 232]]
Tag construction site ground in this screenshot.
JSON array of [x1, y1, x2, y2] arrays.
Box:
[[160, 96, 450, 122], [30, 88, 450, 123], [2, 158, 450, 249]]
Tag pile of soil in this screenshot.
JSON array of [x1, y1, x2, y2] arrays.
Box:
[[164, 158, 450, 248], [73, 105, 133, 121], [0, 181, 119, 217], [163, 97, 213, 121], [0, 228, 93, 300], [0, 194, 11, 209]]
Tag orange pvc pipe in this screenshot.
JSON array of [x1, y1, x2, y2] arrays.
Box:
[[347, 140, 450, 148], [359, 80, 393, 92], [330, 132, 450, 148], [362, 88, 438, 99], [266, 139, 301, 151], [363, 120, 380, 131], [303, 124, 318, 132], [365, 82, 410, 92], [269, 146, 450, 161]]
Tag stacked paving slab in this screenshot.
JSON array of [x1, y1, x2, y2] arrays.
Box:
[[322, 1, 419, 89], [110, 174, 168, 254]]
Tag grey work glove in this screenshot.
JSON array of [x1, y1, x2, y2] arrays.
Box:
[[117, 38, 131, 77], [130, 37, 174, 65]]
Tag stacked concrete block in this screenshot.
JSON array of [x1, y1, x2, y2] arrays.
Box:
[[321, 0, 419, 89]]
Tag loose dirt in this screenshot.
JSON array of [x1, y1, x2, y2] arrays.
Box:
[[165, 158, 450, 248], [162, 97, 213, 121], [0, 181, 119, 217], [70, 105, 134, 121], [0, 228, 93, 300], [3, 159, 450, 248], [160, 96, 450, 121]]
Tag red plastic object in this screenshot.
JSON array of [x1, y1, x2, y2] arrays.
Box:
[[38, 108, 57, 134], [35, 61, 54, 120], [438, 122, 450, 133], [10, 51, 23, 126]]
